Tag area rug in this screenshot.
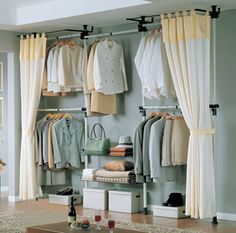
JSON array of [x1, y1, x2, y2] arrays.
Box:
[[0, 210, 204, 233]]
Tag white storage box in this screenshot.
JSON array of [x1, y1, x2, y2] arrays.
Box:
[[153, 205, 188, 218], [83, 188, 108, 210], [49, 194, 82, 205], [108, 190, 142, 213]]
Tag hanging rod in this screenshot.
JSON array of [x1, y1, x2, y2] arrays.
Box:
[[47, 28, 139, 41], [47, 22, 161, 41], [139, 104, 220, 115], [38, 107, 86, 112], [141, 105, 180, 110]]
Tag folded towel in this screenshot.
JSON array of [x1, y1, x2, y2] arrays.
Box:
[[109, 151, 133, 157], [82, 168, 96, 176]]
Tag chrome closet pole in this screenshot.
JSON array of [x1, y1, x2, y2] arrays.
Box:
[[84, 38, 89, 189], [141, 31, 148, 215], [210, 5, 220, 225]]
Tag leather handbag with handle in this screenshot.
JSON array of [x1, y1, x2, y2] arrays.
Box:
[[84, 123, 111, 156]]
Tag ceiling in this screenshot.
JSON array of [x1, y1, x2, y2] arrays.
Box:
[[0, 0, 236, 33]]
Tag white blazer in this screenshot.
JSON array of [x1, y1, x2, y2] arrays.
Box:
[[93, 39, 128, 94]]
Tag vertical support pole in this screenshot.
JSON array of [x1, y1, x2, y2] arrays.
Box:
[[83, 39, 89, 189], [212, 16, 216, 106], [141, 107, 148, 215], [210, 5, 220, 225], [139, 31, 148, 214]]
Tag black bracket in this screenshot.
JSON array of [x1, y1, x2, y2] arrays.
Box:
[[126, 16, 154, 32], [210, 5, 221, 19], [209, 104, 220, 116], [79, 25, 94, 39], [139, 106, 146, 117], [55, 25, 93, 39]]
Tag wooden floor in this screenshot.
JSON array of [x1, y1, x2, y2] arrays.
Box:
[[1, 192, 236, 233]]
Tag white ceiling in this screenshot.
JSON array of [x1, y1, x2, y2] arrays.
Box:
[[0, 0, 236, 33]]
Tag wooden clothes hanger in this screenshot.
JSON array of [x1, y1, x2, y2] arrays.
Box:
[[64, 113, 73, 120], [66, 39, 78, 48], [149, 111, 164, 118]]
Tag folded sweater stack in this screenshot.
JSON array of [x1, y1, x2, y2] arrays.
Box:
[[109, 147, 133, 157]]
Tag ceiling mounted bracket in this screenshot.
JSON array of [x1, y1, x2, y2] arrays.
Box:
[[209, 104, 220, 116], [210, 5, 220, 19], [139, 106, 146, 117], [126, 16, 154, 32], [80, 25, 94, 39]]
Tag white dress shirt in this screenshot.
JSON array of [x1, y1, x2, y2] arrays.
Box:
[[93, 39, 128, 94], [150, 33, 176, 98], [47, 47, 56, 92], [51, 46, 70, 93], [134, 32, 176, 99]]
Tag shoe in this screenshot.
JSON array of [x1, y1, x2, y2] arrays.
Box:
[[56, 187, 73, 195], [162, 193, 184, 207]]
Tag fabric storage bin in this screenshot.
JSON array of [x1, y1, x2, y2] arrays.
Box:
[[108, 190, 142, 213], [49, 194, 82, 205], [83, 188, 108, 210], [152, 205, 189, 218]]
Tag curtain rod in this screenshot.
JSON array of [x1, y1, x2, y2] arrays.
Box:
[[126, 8, 207, 22], [38, 107, 86, 112], [18, 6, 220, 40]]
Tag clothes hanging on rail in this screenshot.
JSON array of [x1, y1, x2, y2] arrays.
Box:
[[35, 114, 85, 185], [44, 40, 84, 95], [133, 114, 188, 183], [134, 31, 176, 99], [84, 40, 118, 115]]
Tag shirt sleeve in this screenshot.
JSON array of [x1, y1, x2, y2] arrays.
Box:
[[47, 48, 54, 91], [93, 44, 101, 91], [120, 49, 128, 91], [52, 124, 62, 169]]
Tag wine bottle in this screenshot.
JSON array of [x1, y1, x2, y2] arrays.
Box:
[[68, 197, 76, 225]]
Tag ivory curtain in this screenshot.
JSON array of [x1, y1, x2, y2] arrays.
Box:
[[161, 11, 216, 218], [19, 34, 47, 200]]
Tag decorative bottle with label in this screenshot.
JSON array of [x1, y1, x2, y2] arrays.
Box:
[[68, 197, 76, 226]]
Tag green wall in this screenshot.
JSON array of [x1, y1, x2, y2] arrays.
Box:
[[215, 10, 236, 214]]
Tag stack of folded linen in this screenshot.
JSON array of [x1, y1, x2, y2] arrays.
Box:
[[94, 169, 137, 184], [82, 168, 97, 181]]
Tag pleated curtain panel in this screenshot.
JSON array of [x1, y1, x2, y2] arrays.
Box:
[[161, 10, 216, 218], [19, 34, 47, 200]]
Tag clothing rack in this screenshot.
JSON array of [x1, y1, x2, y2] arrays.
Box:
[[38, 107, 89, 188], [36, 5, 220, 221]]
